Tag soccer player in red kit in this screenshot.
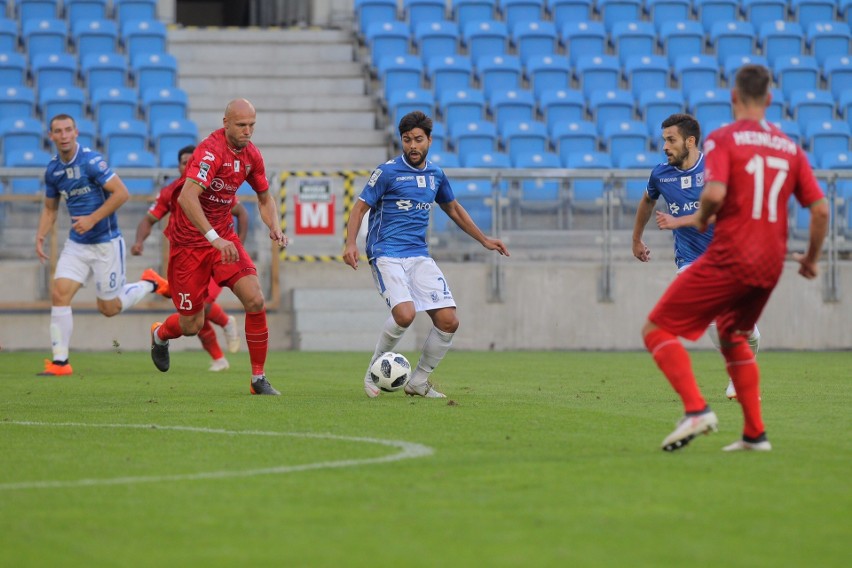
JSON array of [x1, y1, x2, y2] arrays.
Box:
[[642, 65, 829, 452], [150, 98, 288, 395]]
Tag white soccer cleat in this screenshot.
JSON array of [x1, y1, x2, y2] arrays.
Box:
[[364, 367, 380, 398], [661, 410, 719, 451], [404, 381, 446, 398], [223, 315, 240, 353], [208, 357, 230, 372], [722, 438, 772, 452], [726, 379, 737, 400]]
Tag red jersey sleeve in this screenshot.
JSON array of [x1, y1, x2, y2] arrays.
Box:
[[244, 146, 269, 193], [147, 177, 181, 220]]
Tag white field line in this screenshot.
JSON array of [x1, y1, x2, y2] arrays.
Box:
[[0, 421, 434, 490]]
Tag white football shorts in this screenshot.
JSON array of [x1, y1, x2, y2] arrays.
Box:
[[370, 256, 456, 312], [54, 236, 127, 300]]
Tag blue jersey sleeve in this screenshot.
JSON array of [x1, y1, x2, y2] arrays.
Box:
[[359, 164, 389, 207], [434, 170, 455, 203], [83, 152, 115, 187], [646, 166, 661, 200]]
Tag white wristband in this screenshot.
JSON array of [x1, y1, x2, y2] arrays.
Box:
[[204, 229, 219, 243]]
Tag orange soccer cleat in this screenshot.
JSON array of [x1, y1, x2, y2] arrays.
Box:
[[141, 268, 171, 298], [37, 359, 73, 376]]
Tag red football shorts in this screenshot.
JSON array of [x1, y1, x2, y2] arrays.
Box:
[[167, 240, 257, 315], [206, 279, 222, 303], [648, 259, 774, 342]]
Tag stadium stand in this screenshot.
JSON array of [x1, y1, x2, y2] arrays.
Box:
[[414, 20, 459, 62]]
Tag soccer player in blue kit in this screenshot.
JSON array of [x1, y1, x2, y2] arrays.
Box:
[[631, 113, 760, 400], [34, 114, 163, 376], [344, 111, 510, 398]]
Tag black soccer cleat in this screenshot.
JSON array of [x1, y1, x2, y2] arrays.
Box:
[[150, 322, 170, 372], [250, 375, 280, 396]]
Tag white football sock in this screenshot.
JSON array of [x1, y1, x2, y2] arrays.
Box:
[[409, 327, 454, 388], [369, 316, 407, 364], [50, 305, 73, 362], [118, 280, 156, 312]]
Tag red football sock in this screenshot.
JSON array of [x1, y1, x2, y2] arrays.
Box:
[[644, 328, 706, 413], [245, 310, 268, 376], [721, 339, 765, 439], [197, 319, 223, 360], [156, 313, 184, 341], [206, 302, 228, 327]]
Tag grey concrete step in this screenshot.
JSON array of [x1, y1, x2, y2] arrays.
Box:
[[178, 76, 366, 96], [188, 93, 376, 112], [261, 146, 388, 170], [189, 109, 376, 131]]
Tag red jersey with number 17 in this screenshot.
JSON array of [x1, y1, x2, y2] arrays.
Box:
[[702, 119, 824, 288], [169, 128, 268, 248]]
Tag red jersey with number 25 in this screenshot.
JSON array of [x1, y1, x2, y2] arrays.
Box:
[[170, 128, 268, 247], [702, 119, 824, 288]]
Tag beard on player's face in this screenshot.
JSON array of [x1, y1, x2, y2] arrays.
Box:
[[666, 144, 689, 168], [405, 146, 428, 168]]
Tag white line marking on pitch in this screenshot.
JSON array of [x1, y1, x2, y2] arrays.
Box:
[[0, 421, 434, 490]]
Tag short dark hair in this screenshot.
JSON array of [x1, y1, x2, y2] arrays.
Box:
[[661, 113, 701, 145], [177, 145, 195, 162], [398, 110, 433, 137], [49, 114, 76, 131], [735, 64, 771, 104]]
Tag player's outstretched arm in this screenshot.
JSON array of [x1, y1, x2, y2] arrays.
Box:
[[131, 213, 158, 255], [343, 199, 370, 269], [256, 190, 287, 248], [632, 194, 656, 262], [35, 197, 60, 264], [440, 200, 510, 256], [794, 198, 829, 279]]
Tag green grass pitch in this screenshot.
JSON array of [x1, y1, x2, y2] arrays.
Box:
[[0, 350, 849, 567]]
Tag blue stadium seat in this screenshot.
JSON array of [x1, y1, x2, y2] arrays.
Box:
[[122, 20, 167, 57], [22, 19, 66, 58], [414, 21, 460, 63], [624, 55, 669, 99], [646, 0, 690, 27], [575, 55, 621, 97], [659, 20, 705, 65], [597, 0, 642, 33], [0, 117, 44, 159], [501, 0, 544, 32], [489, 88, 536, 131], [430, 121, 448, 152], [110, 149, 157, 194], [142, 86, 188, 124], [673, 55, 719, 97], [0, 52, 27, 87], [688, 88, 733, 126], [774, 55, 820, 99], [366, 21, 410, 69], [710, 21, 755, 65], [82, 52, 128, 95], [150, 118, 198, 167], [501, 119, 549, 162], [65, 0, 109, 23], [514, 150, 560, 168], [17, 0, 59, 22], [824, 55, 852, 101], [589, 89, 635, 132], [790, 0, 837, 29], [758, 21, 805, 67], [693, 0, 738, 34], [0, 18, 18, 54], [354, 0, 397, 36], [548, 0, 592, 29], [101, 118, 148, 155], [772, 119, 802, 144], [132, 52, 178, 92], [513, 151, 564, 224], [551, 120, 598, 163], [611, 21, 656, 66], [72, 19, 118, 59], [387, 88, 434, 124], [767, 88, 786, 122], [91, 86, 137, 130], [463, 20, 509, 61], [0, 86, 36, 121], [30, 52, 76, 90], [740, 0, 787, 26], [820, 151, 852, 169], [404, 0, 446, 31], [638, 89, 685, 137], [75, 117, 96, 148], [439, 88, 486, 125], [539, 89, 586, 134], [377, 54, 424, 100], [451, 181, 495, 231], [453, 0, 497, 29], [39, 86, 86, 121], [525, 54, 571, 98], [461, 150, 511, 168], [6, 149, 52, 194], [840, 90, 852, 130], [511, 20, 557, 65], [722, 54, 769, 85], [112, 0, 158, 24], [561, 20, 606, 65], [602, 120, 648, 155], [450, 120, 499, 158], [427, 151, 460, 167], [427, 55, 473, 96], [476, 54, 522, 98], [565, 152, 612, 209], [617, 151, 656, 211], [842, 0, 852, 20], [807, 23, 851, 67], [806, 120, 852, 160]]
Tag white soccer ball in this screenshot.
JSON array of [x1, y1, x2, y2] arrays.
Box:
[[369, 352, 411, 393]]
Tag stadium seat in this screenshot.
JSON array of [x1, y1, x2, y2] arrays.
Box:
[[548, 0, 592, 30], [596, 0, 642, 34], [109, 149, 157, 194], [588, 89, 635, 133], [130, 53, 177, 93], [539, 88, 586, 134], [551, 120, 598, 164], [575, 55, 621, 97], [39, 86, 86, 121], [693, 0, 738, 34], [616, 150, 655, 215], [824, 55, 852, 101], [387, 88, 434, 124], [611, 21, 656, 66], [646, 0, 690, 27], [0, 52, 27, 88], [525, 54, 571, 99], [689, 89, 733, 126], [790, 0, 837, 29], [624, 55, 669, 99], [461, 150, 511, 168], [65, 0, 109, 23], [565, 152, 612, 211], [840, 91, 852, 130], [5, 149, 52, 194], [463, 20, 509, 61], [404, 0, 446, 31], [489, 89, 536, 132], [430, 121, 448, 152], [453, 0, 497, 29], [659, 20, 705, 66], [501, 120, 549, 162], [123, 18, 168, 58], [511, 20, 557, 65], [142, 86, 189, 124], [30, 53, 77, 90], [673, 55, 719, 98], [789, 90, 835, 133], [476, 54, 522, 98], [758, 21, 805, 67], [820, 151, 852, 169], [439, 88, 487, 125], [112, 0, 158, 24], [722, 54, 769, 85], [513, 151, 565, 227], [414, 21, 460, 63], [75, 117, 96, 148], [842, 0, 852, 20], [22, 19, 66, 58], [740, 0, 787, 26], [72, 19, 119, 59], [365, 21, 410, 69], [513, 150, 560, 168], [501, 0, 544, 32], [427, 55, 473, 97], [0, 117, 44, 159], [0, 86, 36, 121], [807, 23, 851, 67], [806, 120, 852, 160], [150, 118, 198, 167], [767, 88, 786, 122], [0, 18, 18, 54], [602, 120, 648, 156], [427, 151, 460, 167], [81, 53, 128, 95], [101, 118, 148, 155], [354, 0, 397, 36], [450, 120, 499, 158], [91, 86, 138, 130], [710, 21, 756, 65], [638, 89, 685, 138], [561, 20, 606, 66], [17, 0, 59, 22], [377, 55, 424, 101], [773, 119, 802, 144], [774, 55, 820, 100]]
